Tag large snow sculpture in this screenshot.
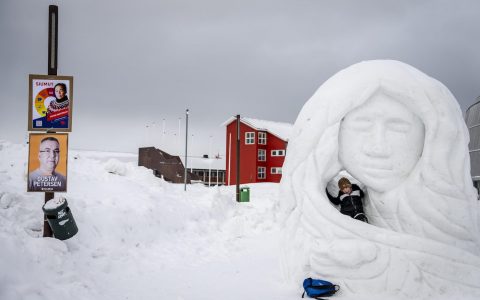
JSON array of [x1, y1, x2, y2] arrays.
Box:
[[280, 60, 480, 298]]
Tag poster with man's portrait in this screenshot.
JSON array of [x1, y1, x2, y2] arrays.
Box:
[[28, 74, 74, 132], [27, 133, 68, 192]]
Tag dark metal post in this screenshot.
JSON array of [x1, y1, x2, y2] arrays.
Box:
[[43, 192, 54, 237], [184, 109, 189, 191], [48, 5, 58, 76], [44, 5, 58, 237], [236, 115, 240, 202]]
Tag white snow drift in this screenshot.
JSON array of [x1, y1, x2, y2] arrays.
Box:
[[0, 142, 293, 300]]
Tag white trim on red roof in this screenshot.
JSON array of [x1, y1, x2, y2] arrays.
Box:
[[221, 117, 293, 142]]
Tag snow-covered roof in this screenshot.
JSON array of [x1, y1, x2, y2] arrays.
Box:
[[222, 117, 293, 141]]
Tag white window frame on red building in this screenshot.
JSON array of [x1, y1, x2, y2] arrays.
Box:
[[258, 132, 267, 145], [271, 149, 285, 156], [258, 167, 266, 179], [245, 132, 255, 144], [258, 149, 266, 161], [271, 167, 282, 174]]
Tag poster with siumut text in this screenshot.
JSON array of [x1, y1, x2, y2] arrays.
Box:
[[28, 74, 73, 132]]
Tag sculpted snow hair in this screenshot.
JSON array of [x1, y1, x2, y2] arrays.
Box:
[[280, 60, 480, 297]]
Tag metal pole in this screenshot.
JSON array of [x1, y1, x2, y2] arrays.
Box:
[[236, 114, 240, 202], [208, 135, 212, 187], [152, 122, 156, 147], [161, 118, 166, 148], [184, 109, 189, 191], [48, 5, 58, 75], [44, 5, 59, 237], [228, 133, 231, 185]]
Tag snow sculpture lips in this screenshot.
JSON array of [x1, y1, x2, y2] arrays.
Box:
[[339, 92, 424, 192], [280, 60, 480, 299]]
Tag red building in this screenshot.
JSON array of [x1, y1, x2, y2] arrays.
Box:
[[223, 117, 293, 185]]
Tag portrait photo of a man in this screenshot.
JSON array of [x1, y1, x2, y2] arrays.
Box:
[[28, 133, 68, 192]]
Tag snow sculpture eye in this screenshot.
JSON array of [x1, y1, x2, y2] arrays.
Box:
[[338, 92, 424, 192], [386, 119, 412, 133], [348, 117, 373, 130]]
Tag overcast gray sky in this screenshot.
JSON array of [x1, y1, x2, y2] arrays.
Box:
[[1, 0, 480, 156]]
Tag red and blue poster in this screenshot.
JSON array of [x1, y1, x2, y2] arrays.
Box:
[[28, 74, 73, 132]]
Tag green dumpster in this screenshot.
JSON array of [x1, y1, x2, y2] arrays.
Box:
[[240, 186, 250, 202], [42, 197, 78, 240]]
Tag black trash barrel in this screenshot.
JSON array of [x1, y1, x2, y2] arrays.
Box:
[[42, 197, 78, 240]]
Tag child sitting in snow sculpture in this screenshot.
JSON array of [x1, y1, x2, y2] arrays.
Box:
[[326, 177, 368, 223]]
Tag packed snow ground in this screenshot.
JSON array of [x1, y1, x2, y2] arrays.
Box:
[[2, 139, 477, 300], [1, 140, 301, 300]]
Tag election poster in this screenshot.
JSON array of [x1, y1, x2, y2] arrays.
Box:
[[28, 74, 73, 132], [27, 133, 68, 192]]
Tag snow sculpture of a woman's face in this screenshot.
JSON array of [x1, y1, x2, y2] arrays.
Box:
[[280, 60, 480, 298], [339, 93, 425, 192]]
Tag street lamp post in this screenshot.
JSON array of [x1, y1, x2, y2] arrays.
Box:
[[161, 118, 166, 148], [208, 135, 212, 186], [184, 109, 189, 191]]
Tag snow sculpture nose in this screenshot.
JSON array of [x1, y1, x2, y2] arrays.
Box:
[[363, 124, 391, 158]]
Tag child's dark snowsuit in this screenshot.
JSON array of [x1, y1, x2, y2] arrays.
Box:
[[326, 184, 368, 223]]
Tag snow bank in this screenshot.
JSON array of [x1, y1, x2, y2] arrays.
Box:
[[280, 60, 480, 299], [104, 158, 128, 175], [0, 140, 290, 300]]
